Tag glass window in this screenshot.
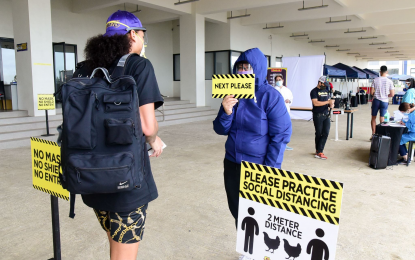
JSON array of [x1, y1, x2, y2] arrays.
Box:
[[0, 38, 16, 84], [265, 55, 271, 67], [368, 61, 379, 66], [389, 68, 399, 75], [173, 54, 180, 81], [411, 68, 415, 77], [231, 51, 241, 72], [215, 51, 229, 74], [275, 57, 282, 68], [1, 49, 16, 84], [53, 43, 77, 95], [386, 61, 399, 65], [205, 52, 214, 80]]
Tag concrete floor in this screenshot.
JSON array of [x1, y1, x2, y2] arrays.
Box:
[[0, 104, 414, 260]]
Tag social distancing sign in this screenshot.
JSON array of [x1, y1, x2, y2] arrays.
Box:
[[31, 137, 69, 201], [37, 94, 55, 110], [212, 74, 255, 99], [236, 161, 344, 260]]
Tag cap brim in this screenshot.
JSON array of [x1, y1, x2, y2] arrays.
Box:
[[128, 27, 146, 31]]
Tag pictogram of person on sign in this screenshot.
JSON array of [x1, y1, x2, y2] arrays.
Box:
[[241, 207, 259, 254], [306, 228, 329, 260]]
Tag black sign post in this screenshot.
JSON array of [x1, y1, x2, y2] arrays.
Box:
[[48, 195, 62, 260], [41, 110, 54, 137]]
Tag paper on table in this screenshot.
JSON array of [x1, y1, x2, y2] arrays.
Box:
[[388, 122, 406, 127], [146, 140, 167, 156]]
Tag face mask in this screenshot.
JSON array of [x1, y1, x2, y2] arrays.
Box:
[[276, 81, 283, 87], [238, 70, 253, 74]]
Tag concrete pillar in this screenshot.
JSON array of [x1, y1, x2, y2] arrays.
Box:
[[180, 13, 205, 106], [12, 0, 55, 116]]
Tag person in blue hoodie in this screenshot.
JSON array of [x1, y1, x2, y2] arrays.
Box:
[[213, 48, 292, 230]]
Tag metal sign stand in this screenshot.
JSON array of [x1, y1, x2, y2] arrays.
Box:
[[331, 110, 344, 141], [41, 110, 55, 137], [48, 195, 62, 260]]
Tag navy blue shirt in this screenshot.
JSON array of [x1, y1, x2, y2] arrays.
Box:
[[74, 55, 163, 212], [310, 87, 329, 114]]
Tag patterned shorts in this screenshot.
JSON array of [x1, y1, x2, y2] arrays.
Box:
[[93, 204, 148, 244]]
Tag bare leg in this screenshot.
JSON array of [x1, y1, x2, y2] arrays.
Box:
[[371, 116, 377, 135], [107, 232, 140, 260]]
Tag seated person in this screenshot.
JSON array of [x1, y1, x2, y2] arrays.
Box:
[[398, 102, 415, 164], [403, 78, 415, 108]]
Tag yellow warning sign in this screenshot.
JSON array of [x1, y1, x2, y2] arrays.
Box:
[[212, 74, 255, 99], [31, 137, 69, 201], [240, 161, 344, 225], [37, 94, 55, 110]]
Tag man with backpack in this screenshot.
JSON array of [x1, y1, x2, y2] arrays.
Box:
[[61, 10, 164, 260]]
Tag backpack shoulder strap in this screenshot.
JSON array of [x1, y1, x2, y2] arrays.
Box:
[[111, 53, 138, 78]]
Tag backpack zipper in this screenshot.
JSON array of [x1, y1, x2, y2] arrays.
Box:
[[94, 93, 100, 110], [74, 165, 131, 183]]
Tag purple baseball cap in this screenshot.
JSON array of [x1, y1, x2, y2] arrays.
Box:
[[104, 10, 146, 37]]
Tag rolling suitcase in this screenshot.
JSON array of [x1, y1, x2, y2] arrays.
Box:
[[369, 134, 391, 169]]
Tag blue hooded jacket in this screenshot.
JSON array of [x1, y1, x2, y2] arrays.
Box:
[[213, 48, 292, 168]]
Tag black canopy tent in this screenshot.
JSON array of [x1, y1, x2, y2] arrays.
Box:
[[323, 65, 347, 78], [333, 63, 367, 79], [363, 69, 379, 78], [332, 63, 368, 108], [353, 66, 377, 79]]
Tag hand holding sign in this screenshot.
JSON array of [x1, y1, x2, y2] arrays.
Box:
[[222, 95, 238, 115]]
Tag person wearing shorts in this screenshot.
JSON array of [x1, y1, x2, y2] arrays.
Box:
[[73, 10, 164, 260], [370, 66, 395, 139], [94, 204, 148, 244]]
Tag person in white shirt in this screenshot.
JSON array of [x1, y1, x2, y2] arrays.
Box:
[[274, 74, 294, 150], [370, 65, 395, 140], [274, 74, 293, 112]]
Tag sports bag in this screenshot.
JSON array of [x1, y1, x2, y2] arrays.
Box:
[[59, 54, 145, 218]]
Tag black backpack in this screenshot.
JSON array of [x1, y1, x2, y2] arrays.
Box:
[[59, 54, 145, 218]]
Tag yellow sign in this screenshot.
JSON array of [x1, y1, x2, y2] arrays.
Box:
[[17, 43, 27, 52], [37, 94, 55, 110], [212, 74, 255, 99], [240, 161, 344, 225], [31, 137, 69, 201]]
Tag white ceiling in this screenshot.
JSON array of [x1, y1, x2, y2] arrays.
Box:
[[73, 0, 415, 61]]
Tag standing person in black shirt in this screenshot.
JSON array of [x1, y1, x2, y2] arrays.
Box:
[[72, 10, 164, 260], [310, 76, 334, 160]]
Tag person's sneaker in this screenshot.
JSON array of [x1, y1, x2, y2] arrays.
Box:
[[285, 146, 293, 151], [315, 153, 328, 160], [238, 256, 251, 260]]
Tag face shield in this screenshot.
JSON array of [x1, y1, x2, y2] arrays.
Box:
[[130, 28, 148, 45], [236, 62, 253, 74], [130, 29, 148, 58]]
